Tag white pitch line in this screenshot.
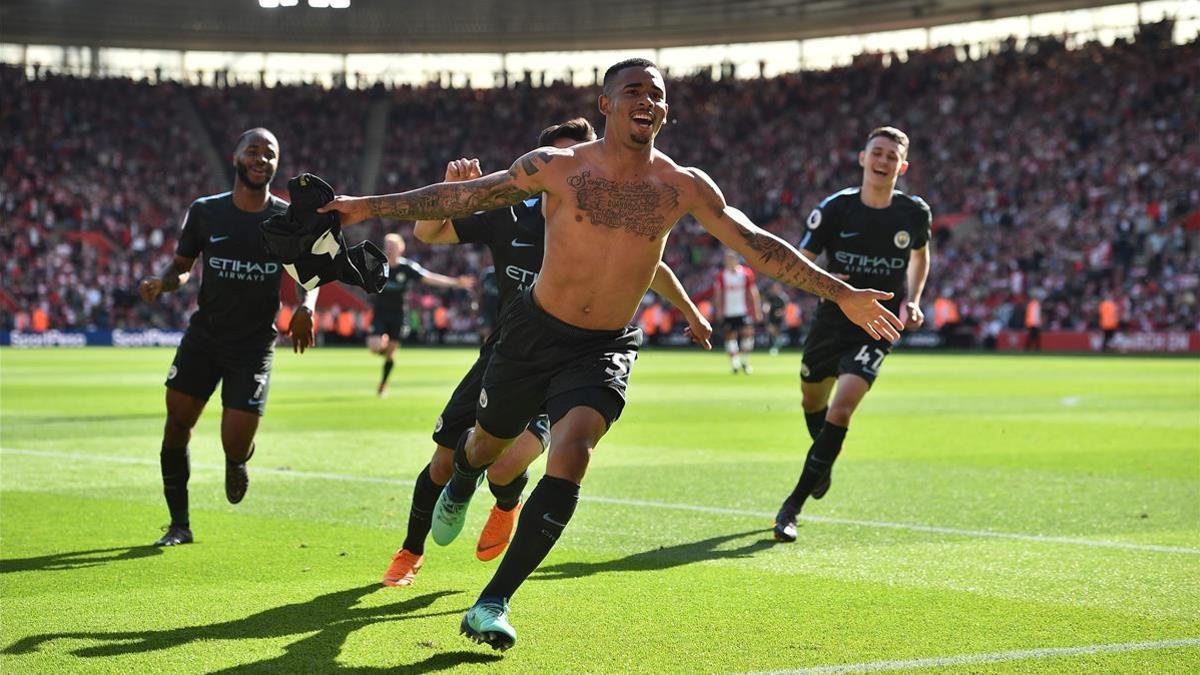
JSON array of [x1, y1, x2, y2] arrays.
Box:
[[3, 447, 1198, 556], [755, 637, 1200, 674]]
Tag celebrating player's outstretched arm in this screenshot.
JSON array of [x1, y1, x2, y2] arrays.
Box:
[[318, 148, 563, 226], [649, 260, 712, 349], [685, 168, 904, 343]]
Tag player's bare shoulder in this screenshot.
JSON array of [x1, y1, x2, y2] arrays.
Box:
[[511, 143, 584, 184], [561, 145, 686, 241], [672, 161, 728, 219]]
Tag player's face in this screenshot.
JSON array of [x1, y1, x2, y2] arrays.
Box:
[[599, 67, 669, 147], [724, 251, 739, 270], [234, 134, 279, 190], [858, 137, 907, 190]]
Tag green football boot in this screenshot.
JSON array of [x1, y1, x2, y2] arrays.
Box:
[[460, 597, 516, 651], [430, 477, 482, 546]]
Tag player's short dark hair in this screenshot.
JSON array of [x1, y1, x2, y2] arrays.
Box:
[[866, 126, 909, 157], [603, 58, 660, 94], [538, 118, 597, 146], [236, 127, 278, 151]]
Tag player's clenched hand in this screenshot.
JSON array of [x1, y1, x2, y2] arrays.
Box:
[[456, 275, 476, 290], [837, 288, 904, 343], [684, 314, 713, 350], [317, 196, 370, 226], [138, 278, 163, 303], [901, 301, 924, 329], [444, 158, 481, 183], [288, 307, 316, 354]]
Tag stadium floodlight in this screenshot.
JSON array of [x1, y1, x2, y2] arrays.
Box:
[[308, 0, 329, 7], [330, 0, 350, 7], [258, 0, 279, 7]]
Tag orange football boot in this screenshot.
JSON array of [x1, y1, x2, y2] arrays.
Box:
[[382, 548, 424, 586], [476, 503, 520, 562]]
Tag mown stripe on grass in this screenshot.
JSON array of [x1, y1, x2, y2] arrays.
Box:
[[754, 636, 1200, 673], [4, 447, 1198, 556]]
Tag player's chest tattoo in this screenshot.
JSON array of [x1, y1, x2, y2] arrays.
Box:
[[567, 171, 680, 240]]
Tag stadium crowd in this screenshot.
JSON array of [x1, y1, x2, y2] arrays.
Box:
[[3, 24, 1197, 344]]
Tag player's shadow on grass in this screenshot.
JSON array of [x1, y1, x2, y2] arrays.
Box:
[[4, 584, 501, 672], [533, 529, 777, 581], [0, 546, 163, 573]]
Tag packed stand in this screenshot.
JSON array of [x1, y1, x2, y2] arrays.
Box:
[[0, 65, 213, 332], [189, 82, 379, 195], [4, 25, 1197, 342], [372, 28, 1199, 343]]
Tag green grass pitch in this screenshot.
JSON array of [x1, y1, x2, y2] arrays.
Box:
[[1, 346, 1197, 673]]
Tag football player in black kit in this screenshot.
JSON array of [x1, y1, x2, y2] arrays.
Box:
[[380, 117, 712, 587], [138, 128, 319, 546], [774, 127, 932, 542], [370, 233, 474, 396]]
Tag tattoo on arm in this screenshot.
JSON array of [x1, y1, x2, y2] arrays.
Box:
[[690, 166, 846, 302], [736, 223, 844, 301], [368, 172, 534, 221], [519, 150, 554, 176]]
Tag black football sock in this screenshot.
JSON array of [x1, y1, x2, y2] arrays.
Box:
[[786, 422, 847, 508], [488, 470, 529, 512], [804, 407, 828, 441], [381, 358, 395, 386], [160, 445, 190, 527], [401, 464, 443, 555], [480, 475, 578, 600], [446, 429, 489, 501]]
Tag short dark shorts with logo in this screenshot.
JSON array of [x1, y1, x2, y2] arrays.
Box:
[[474, 288, 643, 439], [432, 330, 551, 449], [165, 330, 274, 415], [800, 320, 892, 387]]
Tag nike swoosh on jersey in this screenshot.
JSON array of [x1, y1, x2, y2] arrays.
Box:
[[210, 235, 231, 243], [839, 232, 861, 239], [511, 238, 536, 248]]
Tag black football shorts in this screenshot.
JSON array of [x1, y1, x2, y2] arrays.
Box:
[[475, 288, 642, 439], [165, 331, 274, 415]]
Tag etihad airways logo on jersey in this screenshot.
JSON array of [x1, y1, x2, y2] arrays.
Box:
[[833, 251, 905, 274], [208, 256, 280, 282], [506, 265, 538, 289]]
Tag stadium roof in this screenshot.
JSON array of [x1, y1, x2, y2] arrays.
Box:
[[3, 1, 1129, 53]]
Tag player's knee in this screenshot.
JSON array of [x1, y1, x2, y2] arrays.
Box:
[[163, 419, 190, 445], [547, 437, 593, 481], [163, 410, 196, 439], [429, 445, 454, 483], [800, 386, 829, 412], [826, 403, 854, 427], [468, 426, 511, 465]]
